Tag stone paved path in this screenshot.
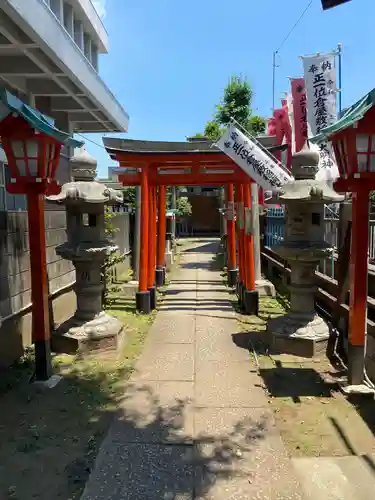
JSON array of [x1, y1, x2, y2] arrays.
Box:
[[80, 239, 305, 499]]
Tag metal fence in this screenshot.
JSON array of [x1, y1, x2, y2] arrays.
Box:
[[264, 206, 375, 279]]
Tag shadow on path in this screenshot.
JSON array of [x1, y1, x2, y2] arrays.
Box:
[[80, 382, 271, 499]]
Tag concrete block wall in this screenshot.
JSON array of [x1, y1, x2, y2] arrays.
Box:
[[111, 212, 131, 280], [0, 209, 76, 367]]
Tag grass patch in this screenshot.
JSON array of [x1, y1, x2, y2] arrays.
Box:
[[261, 355, 375, 458], [235, 296, 286, 329], [0, 298, 155, 500], [236, 296, 375, 459]]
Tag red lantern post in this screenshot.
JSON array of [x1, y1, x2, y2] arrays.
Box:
[[327, 102, 375, 385], [0, 114, 66, 381]]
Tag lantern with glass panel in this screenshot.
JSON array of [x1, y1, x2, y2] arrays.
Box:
[[331, 106, 375, 193], [0, 113, 62, 196]]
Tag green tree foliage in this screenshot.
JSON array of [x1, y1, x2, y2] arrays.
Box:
[[121, 186, 136, 207], [203, 120, 223, 141], [176, 196, 192, 217], [191, 74, 266, 140], [215, 75, 253, 127], [101, 207, 126, 307], [246, 115, 266, 136]]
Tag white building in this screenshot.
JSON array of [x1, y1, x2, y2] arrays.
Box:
[[0, 0, 130, 366], [0, 0, 129, 209]]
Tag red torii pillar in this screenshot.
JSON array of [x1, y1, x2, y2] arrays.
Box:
[[136, 166, 151, 313], [235, 184, 245, 308], [148, 185, 157, 310], [225, 183, 237, 287], [156, 185, 167, 286], [243, 183, 258, 315]]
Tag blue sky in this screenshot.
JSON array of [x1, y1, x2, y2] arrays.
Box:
[[87, 0, 373, 178]]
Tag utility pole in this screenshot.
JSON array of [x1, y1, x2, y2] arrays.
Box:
[[272, 51, 277, 112]]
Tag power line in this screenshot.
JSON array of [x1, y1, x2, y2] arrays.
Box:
[[272, 0, 313, 110], [275, 0, 313, 54], [75, 132, 107, 150]]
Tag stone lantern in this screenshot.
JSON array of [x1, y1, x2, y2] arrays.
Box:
[[48, 148, 124, 353], [267, 145, 343, 357]]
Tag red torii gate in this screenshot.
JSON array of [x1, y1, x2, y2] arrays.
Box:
[[104, 138, 280, 314]]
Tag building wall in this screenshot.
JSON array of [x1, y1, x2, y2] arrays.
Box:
[[42, 0, 107, 67], [186, 194, 221, 235], [111, 212, 132, 280]]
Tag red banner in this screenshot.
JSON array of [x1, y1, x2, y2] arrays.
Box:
[[281, 99, 293, 170], [273, 108, 285, 162], [291, 78, 308, 153], [267, 117, 276, 136]]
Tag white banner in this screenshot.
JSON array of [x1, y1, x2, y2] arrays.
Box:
[[215, 124, 293, 191], [286, 92, 295, 155], [302, 52, 339, 181]]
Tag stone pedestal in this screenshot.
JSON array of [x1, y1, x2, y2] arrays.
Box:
[[256, 279, 276, 297], [267, 146, 343, 357], [268, 258, 332, 357], [47, 149, 124, 354]]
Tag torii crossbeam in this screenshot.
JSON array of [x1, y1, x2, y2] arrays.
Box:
[[103, 137, 284, 314]]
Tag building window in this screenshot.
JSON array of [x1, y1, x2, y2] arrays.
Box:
[[50, 0, 63, 21], [0, 162, 27, 212], [74, 19, 84, 49], [91, 44, 99, 71], [63, 2, 74, 37], [84, 33, 92, 63], [44, 0, 99, 70]]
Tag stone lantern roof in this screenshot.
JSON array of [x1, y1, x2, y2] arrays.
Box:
[[47, 148, 123, 205], [269, 145, 344, 204]]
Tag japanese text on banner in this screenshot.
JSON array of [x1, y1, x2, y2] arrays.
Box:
[[302, 52, 339, 180], [215, 124, 293, 191], [291, 78, 308, 153]]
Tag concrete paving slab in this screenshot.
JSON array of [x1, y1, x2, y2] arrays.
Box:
[[292, 457, 359, 500], [80, 442, 194, 500], [161, 291, 198, 302], [194, 408, 304, 499], [334, 456, 375, 500], [195, 360, 268, 408], [107, 381, 195, 445], [133, 343, 195, 382], [148, 314, 196, 344], [195, 317, 250, 364], [80, 238, 306, 500]]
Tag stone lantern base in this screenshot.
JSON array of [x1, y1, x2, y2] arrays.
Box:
[[267, 312, 330, 358], [52, 312, 124, 355]]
